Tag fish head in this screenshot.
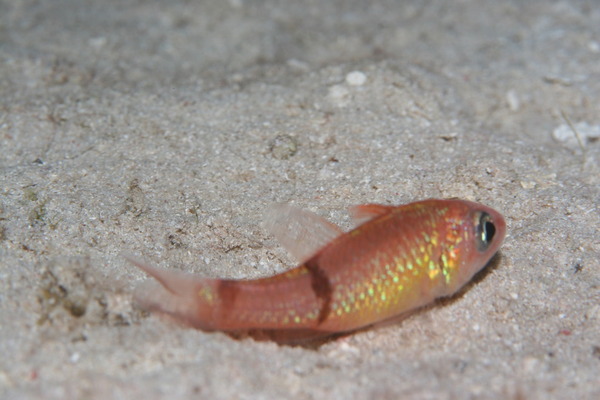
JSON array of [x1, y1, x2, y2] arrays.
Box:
[[441, 200, 507, 295]]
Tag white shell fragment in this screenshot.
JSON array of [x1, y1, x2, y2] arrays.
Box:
[[346, 71, 367, 86], [552, 122, 600, 149]]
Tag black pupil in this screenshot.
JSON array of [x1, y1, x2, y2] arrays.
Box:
[[483, 220, 496, 242], [476, 212, 496, 252]]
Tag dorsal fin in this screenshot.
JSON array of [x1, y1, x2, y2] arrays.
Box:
[[349, 204, 394, 225], [263, 204, 343, 263]]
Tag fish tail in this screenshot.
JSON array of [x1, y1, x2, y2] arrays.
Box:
[[124, 253, 218, 330]]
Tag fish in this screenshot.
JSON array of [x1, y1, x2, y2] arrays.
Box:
[[125, 198, 506, 341]]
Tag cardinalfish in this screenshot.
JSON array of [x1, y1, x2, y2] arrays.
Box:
[[126, 199, 506, 341]]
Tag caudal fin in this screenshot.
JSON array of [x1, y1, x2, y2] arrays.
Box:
[[123, 253, 216, 330], [124, 253, 198, 297]]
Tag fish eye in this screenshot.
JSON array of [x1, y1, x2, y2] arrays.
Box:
[[475, 212, 496, 252]]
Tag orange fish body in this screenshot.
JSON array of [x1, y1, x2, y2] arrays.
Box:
[[127, 199, 506, 339]]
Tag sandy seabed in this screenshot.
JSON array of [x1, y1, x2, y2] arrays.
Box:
[[1, 1, 599, 399]]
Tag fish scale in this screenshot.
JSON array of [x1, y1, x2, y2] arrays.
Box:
[[313, 201, 469, 331]]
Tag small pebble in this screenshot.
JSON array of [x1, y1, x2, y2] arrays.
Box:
[[327, 85, 351, 107], [346, 71, 367, 86], [506, 89, 520, 111], [269, 134, 298, 160], [70, 352, 80, 363]]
